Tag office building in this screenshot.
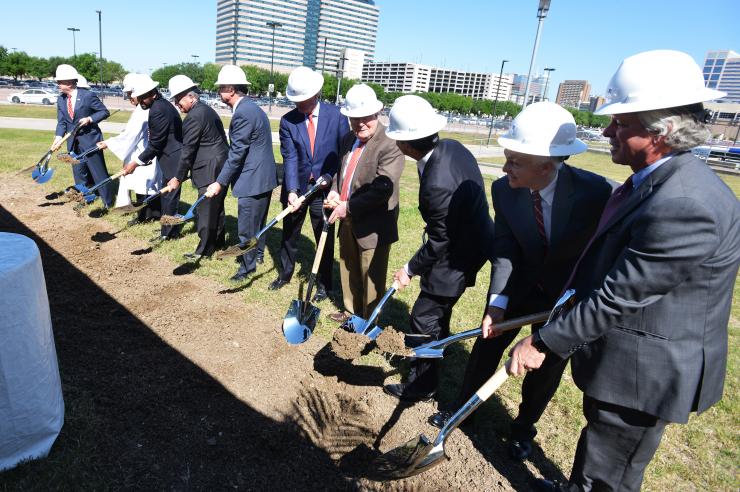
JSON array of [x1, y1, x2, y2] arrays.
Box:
[[361, 61, 512, 101], [556, 80, 591, 108], [215, 0, 379, 74], [703, 50, 740, 103], [509, 73, 547, 105]]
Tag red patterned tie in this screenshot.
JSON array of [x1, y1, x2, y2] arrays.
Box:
[[67, 95, 74, 119], [340, 142, 365, 201], [307, 113, 316, 157]]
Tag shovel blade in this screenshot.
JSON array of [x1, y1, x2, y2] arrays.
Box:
[[342, 314, 369, 334], [282, 299, 319, 345], [32, 167, 54, 183], [372, 434, 447, 480]]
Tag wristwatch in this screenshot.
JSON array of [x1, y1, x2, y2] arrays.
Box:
[[531, 331, 550, 354]]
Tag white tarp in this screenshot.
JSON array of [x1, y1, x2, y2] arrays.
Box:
[[0, 232, 64, 471]]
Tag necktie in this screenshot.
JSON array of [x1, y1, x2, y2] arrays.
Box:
[[562, 175, 634, 292], [340, 142, 366, 201], [307, 113, 316, 157], [67, 96, 74, 119], [532, 190, 548, 252]]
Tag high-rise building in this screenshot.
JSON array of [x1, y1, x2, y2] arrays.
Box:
[[556, 80, 591, 108], [703, 50, 740, 103], [509, 73, 547, 105], [215, 0, 379, 75], [361, 62, 513, 101]]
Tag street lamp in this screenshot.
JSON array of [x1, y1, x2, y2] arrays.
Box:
[[191, 54, 199, 64], [543, 67, 555, 101], [96, 11, 103, 90], [266, 21, 282, 114], [521, 0, 551, 108], [487, 59, 508, 145], [67, 27, 80, 58], [335, 51, 348, 104]]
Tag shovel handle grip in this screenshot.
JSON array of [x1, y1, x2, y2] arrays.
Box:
[[476, 361, 511, 401], [110, 170, 126, 181], [275, 204, 295, 222], [311, 228, 329, 275]]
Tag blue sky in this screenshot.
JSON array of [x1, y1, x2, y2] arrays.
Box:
[[1, 0, 738, 97]]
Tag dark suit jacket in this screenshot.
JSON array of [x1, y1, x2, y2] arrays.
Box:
[[216, 98, 277, 198], [408, 139, 491, 298], [488, 164, 613, 315], [540, 152, 740, 423], [332, 123, 405, 249], [138, 96, 183, 179], [56, 89, 109, 151], [279, 101, 349, 199], [175, 102, 229, 187]]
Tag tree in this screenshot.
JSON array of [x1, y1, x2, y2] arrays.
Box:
[[201, 63, 221, 92], [1, 51, 32, 80], [27, 56, 51, 81]]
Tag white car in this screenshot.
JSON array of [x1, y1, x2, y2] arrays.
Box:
[[7, 89, 58, 105]]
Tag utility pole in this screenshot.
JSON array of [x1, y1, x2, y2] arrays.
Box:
[[487, 59, 508, 145], [96, 11, 103, 89], [543, 67, 555, 101], [522, 0, 551, 108], [266, 21, 282, 114], [67, 27, 80, 58]]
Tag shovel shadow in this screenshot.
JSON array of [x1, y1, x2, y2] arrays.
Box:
[[313, 344, 397, 388]]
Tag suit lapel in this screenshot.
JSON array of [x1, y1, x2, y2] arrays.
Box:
[[549, 166, 575, 251], [297, 116, 312, 162], [314, 108, 330, 160]]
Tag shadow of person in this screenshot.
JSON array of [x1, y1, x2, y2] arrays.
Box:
[[217, 268, 273, 294], [313, 343, 395, 388]]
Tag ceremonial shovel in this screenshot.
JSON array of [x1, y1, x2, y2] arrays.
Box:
[[57, 144, 103, 165], [372, 289, 576, 480], [159, 194, 207, 226], [20, 121, 84, 183], [217, 175, 331, 259], [340, 281, 400, 340], [281, 209, 331, 345], [111, 180, 186, 216], [66, 169, 126, 206]]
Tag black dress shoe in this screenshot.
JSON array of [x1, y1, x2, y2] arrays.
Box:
[[312, 285, 328, 302], [428, 410, 452, 429], [509, 438, 533, 460], [532, 478, 571, 492], [256, 255, 264, 264], [230, 270, 254, 282], [268, 278, 289, 290], [383, 383, 436, 403]]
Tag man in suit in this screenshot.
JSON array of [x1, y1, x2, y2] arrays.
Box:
[[270, 66, 350, 299], [205, 65, 278, 282], [51, 64, 113, 208], [509, 51, 740, 492], [122, 75, 183, 242], [383, 95, 492, 402], [165, 75, 229, 260], [323, 84, 405, 321], [428, 102, 613, 460]]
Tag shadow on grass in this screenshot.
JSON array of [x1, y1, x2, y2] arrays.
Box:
[[0, 205, 357, 490]]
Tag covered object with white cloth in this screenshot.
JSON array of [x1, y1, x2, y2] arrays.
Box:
[[0, 233, 64, 471]]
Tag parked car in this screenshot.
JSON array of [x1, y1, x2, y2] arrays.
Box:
[[7, 89, 58, 105]]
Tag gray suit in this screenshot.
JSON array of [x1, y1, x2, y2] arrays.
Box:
[[541, 152, 740, 489], [216, 98, 278, 273]]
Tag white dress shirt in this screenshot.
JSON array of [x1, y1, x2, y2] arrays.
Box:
[[404, 147, 437, 277]]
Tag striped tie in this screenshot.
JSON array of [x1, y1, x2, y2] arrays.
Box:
[[532, 190, 548, 253]]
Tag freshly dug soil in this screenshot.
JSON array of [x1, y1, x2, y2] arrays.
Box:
[[375, 326, 413, 357], [159, 214, 184, 226], [330, 328, 370, 360]]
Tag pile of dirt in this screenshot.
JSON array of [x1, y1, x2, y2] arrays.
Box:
[[330, 328, 370, 360], [374, 326, 412, 357], [160, 215, 183, 226]]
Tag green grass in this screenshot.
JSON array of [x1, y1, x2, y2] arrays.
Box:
[[0, 127, 738, 490]]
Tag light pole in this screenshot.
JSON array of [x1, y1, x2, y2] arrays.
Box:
[[487, 59, 508, 145], [191, 54, 199, 64], [266, 21, 282, 114], [543, 67, 555, 101], [335, 51, 348, 104], [67, 27, 80, 58], [96, 11, 103, 89], [521, 0, 551, 108]]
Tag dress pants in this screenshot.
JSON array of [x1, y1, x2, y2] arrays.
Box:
[[277, 192, 334, 290], [566, 395, 667, 492], [134, 193, 161, 223], [456, 322, 566, 440], [338, 217, 391, 319], [194, 184, 226, 256], [71, 144, 114, 208], [406, 291, 460, 393], [236, 191, 271, 275], [159, 186, 182, 238]]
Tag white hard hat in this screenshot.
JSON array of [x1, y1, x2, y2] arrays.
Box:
[[286, 66, 324, 102], [385, 95, 447, 141], [595, 50, 726, 115], [122, 73, 139, 93], [131, 74, 159, 98], [168, 74, 198, 100], [55, 64, 79, 81], [77, 75, 90, 89], [215, 65, 251, 86], [498, 102, 587, 157], [341, 84, 383, 118]]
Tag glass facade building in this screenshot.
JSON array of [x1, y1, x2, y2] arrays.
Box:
[[215, 0, 379, 74], [703, 50, 740, 103]]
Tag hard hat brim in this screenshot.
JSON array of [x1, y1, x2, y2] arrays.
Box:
[[131, 81, 160, 98], [340, 99, 383, 118], [594, 87, 727, 115], [286, 72, 325, 102], [385, 113, 447, 141], [168, 84, 199, 101], [498, 135, 588, 157]]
